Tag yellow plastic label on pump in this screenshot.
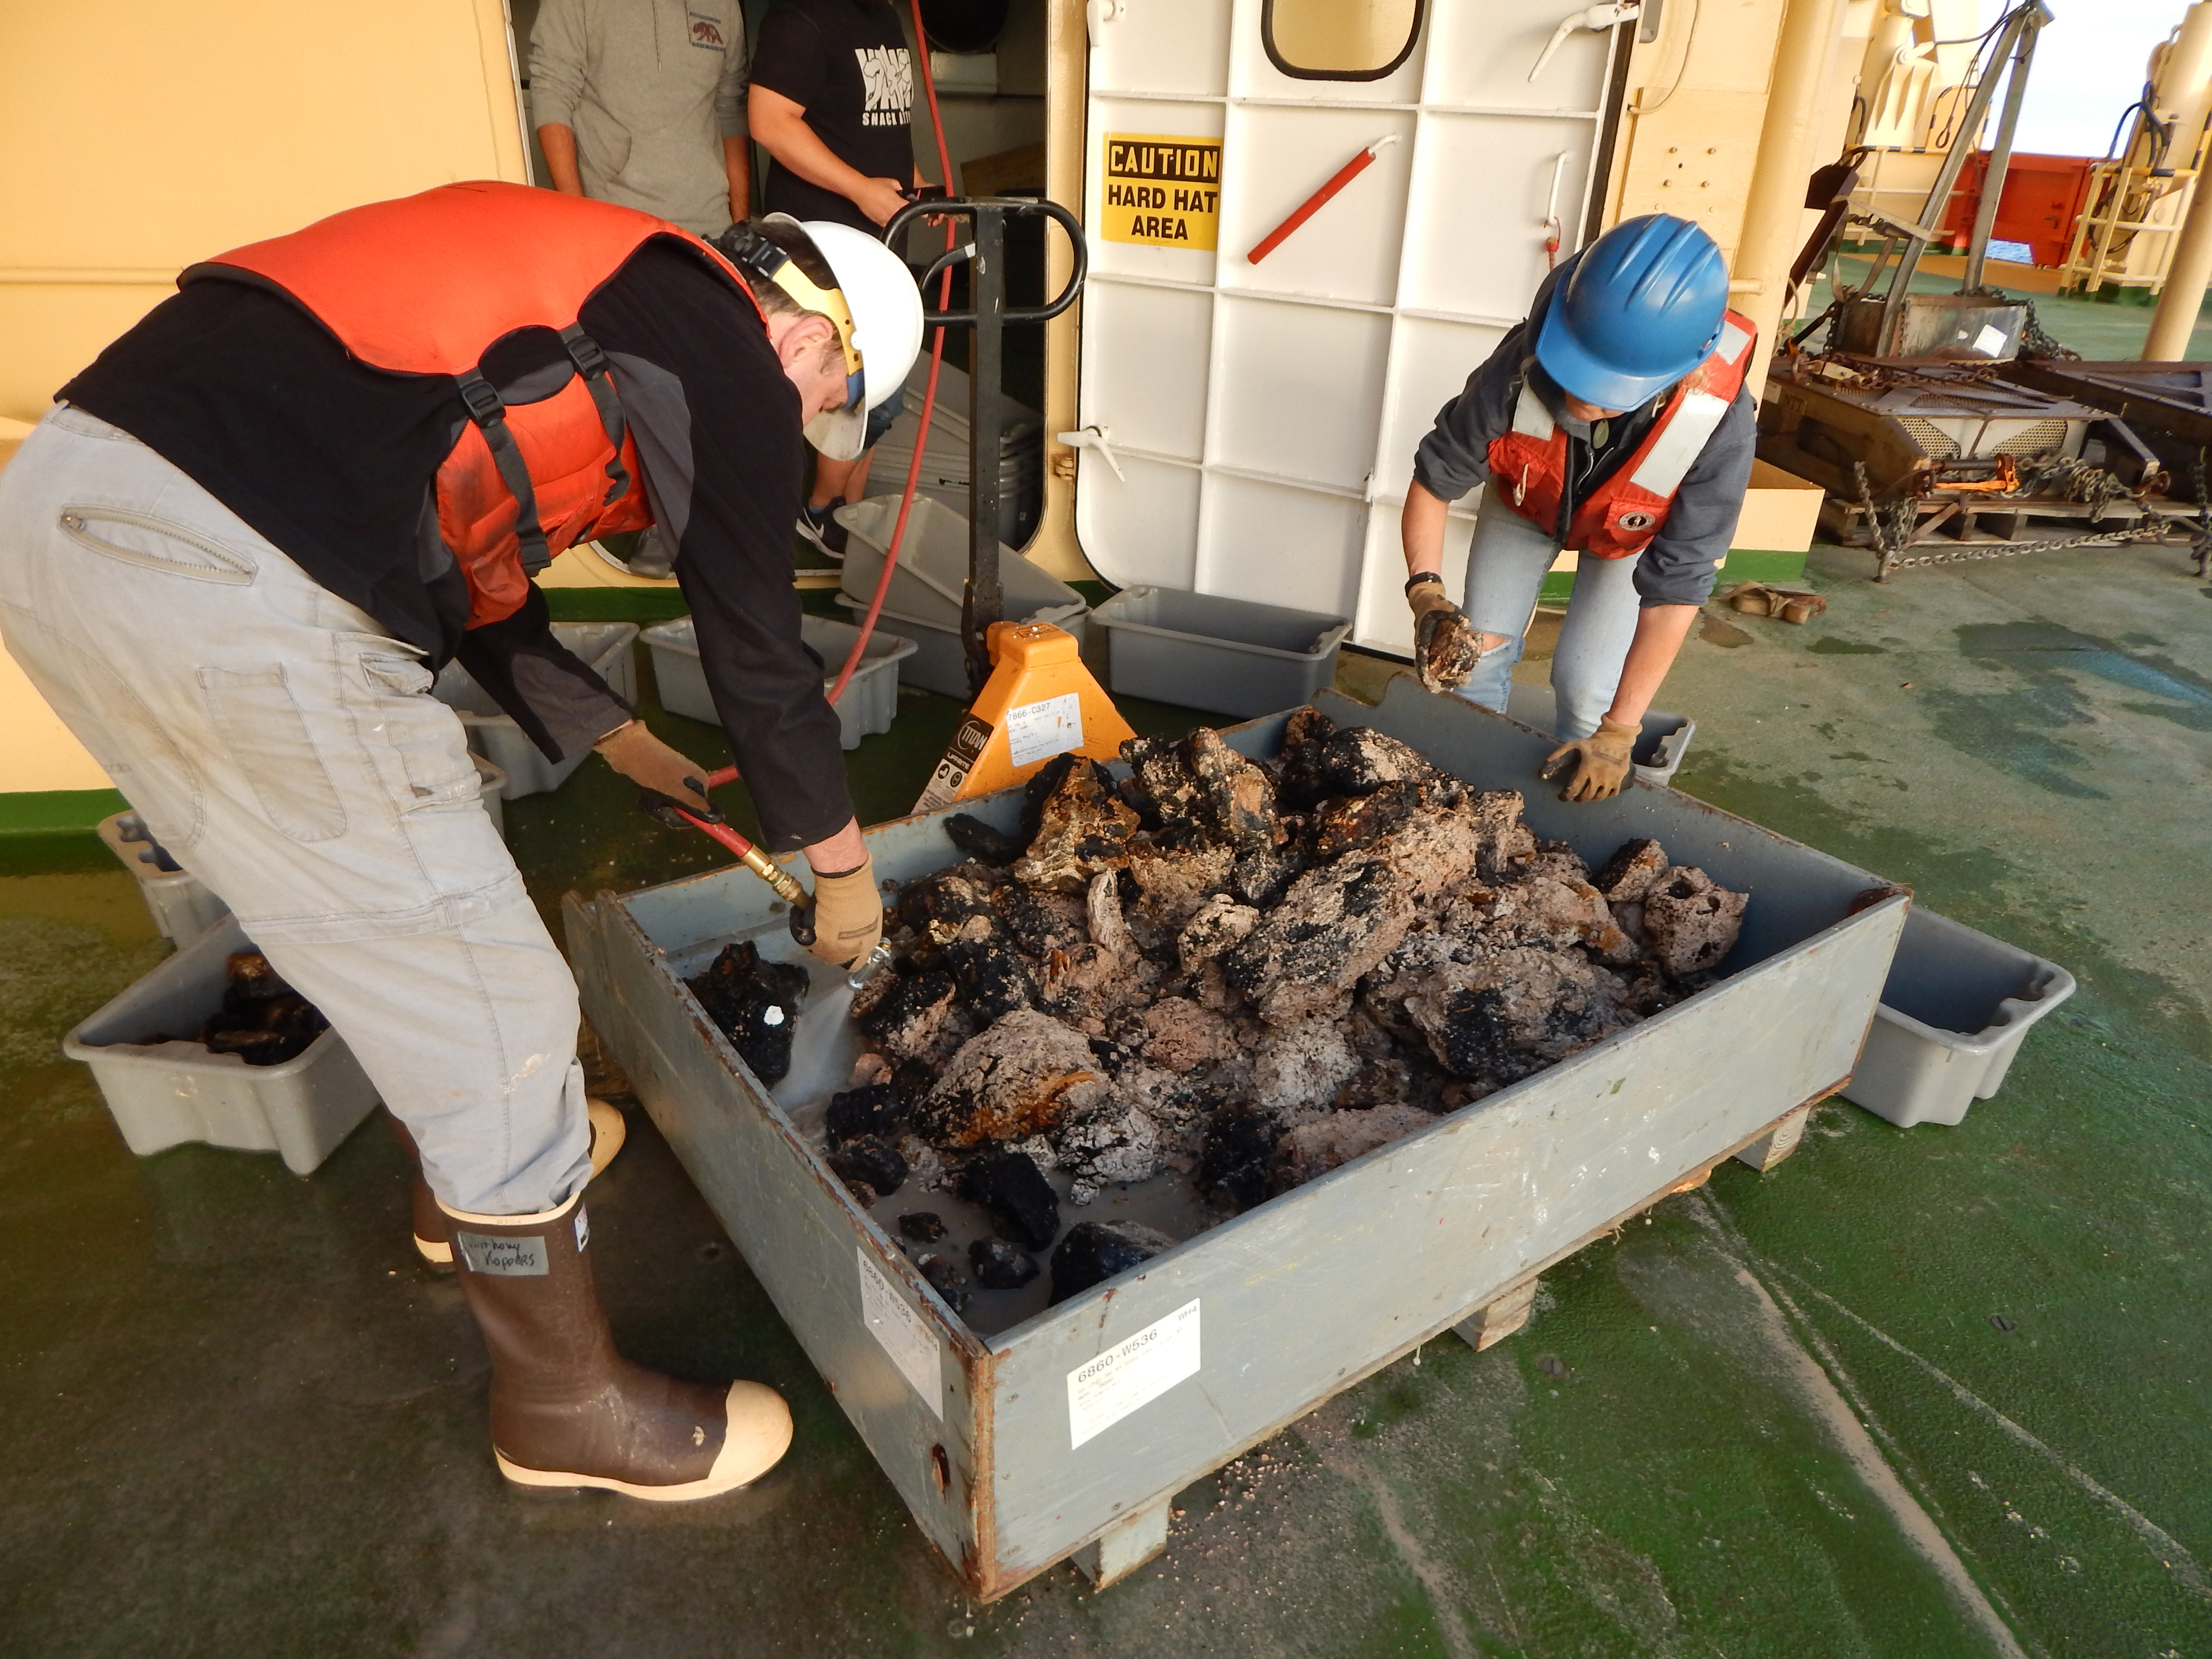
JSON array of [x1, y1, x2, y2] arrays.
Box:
[[1102, 134, 1221, 250]]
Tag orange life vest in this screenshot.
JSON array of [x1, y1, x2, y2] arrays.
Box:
[[187, 181, 762, 627], [1484, 310, 1756, 560]]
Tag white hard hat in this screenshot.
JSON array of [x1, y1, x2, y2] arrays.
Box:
[[747, 215, 925, 460]]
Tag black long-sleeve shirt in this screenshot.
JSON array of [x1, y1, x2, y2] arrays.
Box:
[[59, 239, 853, 850], [1411, 257, 1755, 608]]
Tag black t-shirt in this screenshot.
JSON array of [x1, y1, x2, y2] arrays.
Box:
[[58, 240, 855, 851], [750, 0, 915, 233]]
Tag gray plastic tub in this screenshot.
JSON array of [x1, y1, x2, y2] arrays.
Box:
[[1503, 684, 1697, 787], [838, 596, 1089, 700], [62, 913, 382, 1175], [97, 813, 229, 942], [835, 495, 1083, 630], [434, 622, 639, 798], [1090, 585, 1352, 719], [1844, 907, 2076, 1128], [642, 613, 918, 749]]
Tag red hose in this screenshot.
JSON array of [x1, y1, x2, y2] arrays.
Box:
[[701, 0, 960, 794], [823, 0, 962, 705]]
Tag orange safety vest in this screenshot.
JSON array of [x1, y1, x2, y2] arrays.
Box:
[[1484, 310, 1756, 560], [187, 181, 762, 627]]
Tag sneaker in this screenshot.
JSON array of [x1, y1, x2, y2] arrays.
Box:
[[798, 499, 849, 558], [594, 527, 677, 579]]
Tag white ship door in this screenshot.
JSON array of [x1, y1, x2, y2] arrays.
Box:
[[1073, 0, 1634, 653]]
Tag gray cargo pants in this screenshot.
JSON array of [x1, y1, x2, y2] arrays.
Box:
[[0, 407, 592, 1216]]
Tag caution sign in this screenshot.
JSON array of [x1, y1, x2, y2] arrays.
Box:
[[1101, 133, 1221, 250]]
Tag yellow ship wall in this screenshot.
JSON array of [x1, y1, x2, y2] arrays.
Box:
[[0, 0, 531, 805]]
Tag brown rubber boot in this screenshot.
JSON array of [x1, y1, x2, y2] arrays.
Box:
[[395, 1101, 629, 1272], [442, 1189, 792, 1501]]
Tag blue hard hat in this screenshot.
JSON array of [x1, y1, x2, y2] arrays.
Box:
[[1534, 215, 1729, 411]]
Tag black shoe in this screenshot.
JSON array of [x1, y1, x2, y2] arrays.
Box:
[[798, 499, 848, 558]]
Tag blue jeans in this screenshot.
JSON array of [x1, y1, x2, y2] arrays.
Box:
[[1453, 492, 1642, 741]]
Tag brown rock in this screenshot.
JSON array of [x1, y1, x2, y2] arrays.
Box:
[[1176, 892, 1262, 976], [1011, 760, 1139, 892], [1140, 996, 1239, 1072], [1274, 1102, 1437, 1189], [1641, 866, 1747, 977], [1593, 838, 1671, 903], [1185, 726, 1279, 851], [1252, 1011, 1360, 1112], [1125, 833, 1236, 936], [1224, 854, 1419, 1024], [921, 1010, 1111, 1147]]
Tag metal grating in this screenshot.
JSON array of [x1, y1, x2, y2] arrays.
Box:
[[1896, 416, 1961, 459], [1990, 419, 2071, 457]]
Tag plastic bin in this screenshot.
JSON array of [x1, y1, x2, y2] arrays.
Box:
[[868, 360, 1045, 546], [433, 622, 639, 798], [838, 597, 1090, 700], [835, 496, 1083, 632], [1843, 908, 2076, 1128], [1089, 585, 1351, 720], [642, 613, 918, 749], [1503, 684, 1697, 787], [97, 813, 229, 942], [62, 913, 382, 1175]]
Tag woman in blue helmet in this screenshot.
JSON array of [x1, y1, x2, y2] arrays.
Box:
[[1400, 214, 1757, 801]]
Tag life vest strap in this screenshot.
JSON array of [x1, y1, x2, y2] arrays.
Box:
[[456, 370, 552, 574], [557, 324, 632, 510]]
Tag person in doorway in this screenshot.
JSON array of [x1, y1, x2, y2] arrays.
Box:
[[746, 0, 923, 555], [0, 182, 921, 1503], [530, 0, 758, 580], [1401, 214, 1756, 801]]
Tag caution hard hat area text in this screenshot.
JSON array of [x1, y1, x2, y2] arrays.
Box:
[[1102, 134, 1221, 251]]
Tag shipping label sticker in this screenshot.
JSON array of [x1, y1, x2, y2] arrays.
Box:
[[914, 713, 995, 813], [1005, 692, 1084, 769], [858, 1247, 943, 1418], [1102, 134, 1221, 250], [1972, 323, 2010, 357], [1068, 1298, 1200, 1448]]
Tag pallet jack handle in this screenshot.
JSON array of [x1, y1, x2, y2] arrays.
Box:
[[882, 196, 1089, 695]]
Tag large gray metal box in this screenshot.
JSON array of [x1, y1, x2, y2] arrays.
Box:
[[565, 677, 1905, 1599]]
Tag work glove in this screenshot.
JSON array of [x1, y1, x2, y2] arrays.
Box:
[[1407, 575, 1481, 693], [1540, 719, 1641, 803], [595, 721, 715, 814], [807, 856, 884, 970]]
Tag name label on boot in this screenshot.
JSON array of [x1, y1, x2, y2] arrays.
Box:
[[455, 1231, 550, 1276]]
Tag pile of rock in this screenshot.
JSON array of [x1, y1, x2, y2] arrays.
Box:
[[696, 709, 1748, 1312]]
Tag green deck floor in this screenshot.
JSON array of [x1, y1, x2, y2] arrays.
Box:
[[3, 537, 2209, 1657]]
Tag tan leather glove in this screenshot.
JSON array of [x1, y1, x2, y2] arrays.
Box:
[[595, 720, 715, 811], [1407, 575, 1482, 693], [808, 856, 884, 969], [1541, 718, 1640, 802]]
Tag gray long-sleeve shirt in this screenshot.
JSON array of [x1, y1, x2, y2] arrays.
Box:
[[529, 0, 749, 236], [1411, 259, 1755, 608]]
